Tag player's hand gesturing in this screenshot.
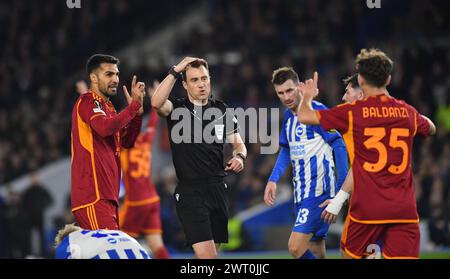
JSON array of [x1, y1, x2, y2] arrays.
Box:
[[225, 157, 244, 173], [299, 71, 319, 99], [123, 75, 145, 115]]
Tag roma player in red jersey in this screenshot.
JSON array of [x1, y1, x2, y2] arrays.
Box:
[[297, 49, 436, 259], [71, 54, 145, 230], [120, 82, 170, 259]]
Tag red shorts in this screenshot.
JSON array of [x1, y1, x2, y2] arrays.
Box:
[[119, 200, 162, 237], [72, 199, 119, 230], [341, 216, 420, 259]]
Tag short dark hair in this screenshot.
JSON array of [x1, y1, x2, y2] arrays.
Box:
[[343, 74, 360, 89], [86, 54, 120, 76], [355, 48, 393, 88], [181, 59, 209, 82], [272, 67, 299, 85]]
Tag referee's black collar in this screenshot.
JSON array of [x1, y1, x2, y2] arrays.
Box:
[[184, 97, 212, 111]]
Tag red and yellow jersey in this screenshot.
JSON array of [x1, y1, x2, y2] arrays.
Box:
[[120, 110, 160, 204], [71, 91, 142, 211], [317, 94, 431, 223]]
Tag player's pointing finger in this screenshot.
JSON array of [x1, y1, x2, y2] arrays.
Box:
[[313, 71, 318, 87]]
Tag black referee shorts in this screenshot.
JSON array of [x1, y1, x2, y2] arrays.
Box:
[[174, 179, 229, 246]]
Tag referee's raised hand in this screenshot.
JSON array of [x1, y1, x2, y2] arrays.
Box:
[[174, 56, 204, 73]]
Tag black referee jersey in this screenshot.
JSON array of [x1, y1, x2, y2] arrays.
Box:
[[165, 96, 239, 182]]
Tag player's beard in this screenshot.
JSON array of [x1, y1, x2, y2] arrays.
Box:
[[286, 99, 299, 110], [99, 82, 118, 97]]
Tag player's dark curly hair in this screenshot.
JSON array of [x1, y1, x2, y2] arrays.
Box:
[[181, 59, 209, 82], [271, 67, 300, 85], [355, 48, 393, 88], [86, 54, 120, 75]]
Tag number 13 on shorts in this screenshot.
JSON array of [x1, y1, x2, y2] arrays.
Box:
[[295, 208, 309, 225]]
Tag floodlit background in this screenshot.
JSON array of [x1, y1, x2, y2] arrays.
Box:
[[0, 0, 449, 259]]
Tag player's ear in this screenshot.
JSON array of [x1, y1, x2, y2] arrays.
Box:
[[182, 80, 188, 91], [358, 90, 363, 100], [385, 75, 392, 87], [357, 74, 364, 88], [90, 72, 98, 84]]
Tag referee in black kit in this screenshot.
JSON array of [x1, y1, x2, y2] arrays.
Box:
[[151, 57, 247, 259]]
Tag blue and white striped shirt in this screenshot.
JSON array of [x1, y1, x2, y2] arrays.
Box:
[[269, 101, 348, 204], [55, 229, 151, 259]]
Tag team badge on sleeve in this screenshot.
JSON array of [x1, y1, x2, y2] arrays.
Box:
[[93, 100, 106, 115]]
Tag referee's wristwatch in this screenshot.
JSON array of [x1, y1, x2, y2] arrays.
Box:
[[168, 66, 180, 79]]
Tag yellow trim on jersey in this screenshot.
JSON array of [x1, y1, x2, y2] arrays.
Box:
[[119, 202, 129, 229], [341, 215, 350, 245], [348, 213, 419, 224], [382, 252, 418, 259], [344, 247, 362, 259], [71, 99, 100, 211], [125, 197, 160, 207], [72, 201, 99, 212], [91, 205, 100, 229], [342, 111, 355, 165], [86, 205, 96, 230], [120, 149, 129, 173]]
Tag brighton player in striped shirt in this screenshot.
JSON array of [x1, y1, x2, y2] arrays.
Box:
[[54, 224, 150, 259], [264, 67, 349, 259]]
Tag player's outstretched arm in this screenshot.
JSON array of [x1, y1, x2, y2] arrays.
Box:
[[88, 77, 144, 138], [298, 72, 320, 125], [90, 103, 141, 137]]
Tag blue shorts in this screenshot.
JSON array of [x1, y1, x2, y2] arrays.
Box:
[[293, 195, 330, 241]]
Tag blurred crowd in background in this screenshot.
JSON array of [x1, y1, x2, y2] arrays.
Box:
[[0, 0, 449, 258]]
